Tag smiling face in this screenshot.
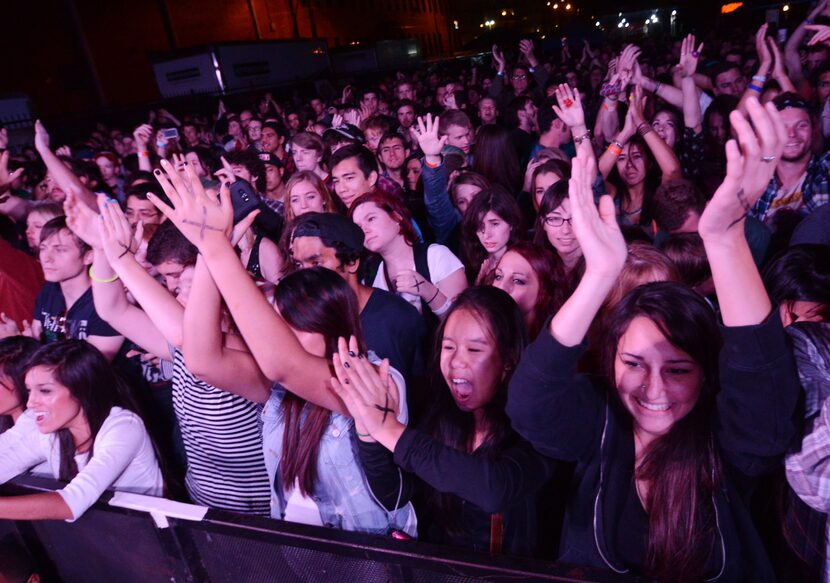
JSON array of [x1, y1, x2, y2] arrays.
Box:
[[616, 143, 647, 187], [614, 316, 703, 443], [440, 309, 504, 414], [651, 111, 678, 149], [476, 210, 511, 257], [491, 250, 539, 319], [779, 107, 813, 163], [25, 365, 87, 436], [351, 202, 402, 253]]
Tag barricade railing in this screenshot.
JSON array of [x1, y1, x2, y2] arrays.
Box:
[[0, 475, 634, 583]]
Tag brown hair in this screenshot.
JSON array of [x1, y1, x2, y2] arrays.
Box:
[[604, 242, 680, 310], [653, 180, 706, 233], [349, 191, 419, 246], [290, 131, 325, 155]]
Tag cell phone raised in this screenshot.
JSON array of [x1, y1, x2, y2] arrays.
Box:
[[161, 127, 179, 141], [229, 179, 261, 225]]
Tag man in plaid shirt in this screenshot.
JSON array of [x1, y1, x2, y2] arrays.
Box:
[[750, 93, 830, 230]]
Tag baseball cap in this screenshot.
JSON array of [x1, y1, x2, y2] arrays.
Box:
[[322, 124, 365, 144], [773, 92, 811, 113], [257, 152, 283, 168], [289, 212, 365, 254]]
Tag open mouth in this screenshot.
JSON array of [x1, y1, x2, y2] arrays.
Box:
[[450, 378, 473, 400]]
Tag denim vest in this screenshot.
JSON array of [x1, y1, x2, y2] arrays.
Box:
[[261, 359, 417, 535]]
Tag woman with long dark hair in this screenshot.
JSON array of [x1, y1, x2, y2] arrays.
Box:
[[182, 263, 415, 532], [488, 242, 566, 339], [472, 124, 521, 193], [331, 287, 557, 556], [508, 104, 800, 581], [0, 341, 162, 520], [149, 165, 415, 533], [460, 186, 523, 285], [0, 337, 40, 434], [596, 85, 682, 231]]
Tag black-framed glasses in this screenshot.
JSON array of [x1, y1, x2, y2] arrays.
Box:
[[544, 216, 573, 227], [511, 74, 528, 80]]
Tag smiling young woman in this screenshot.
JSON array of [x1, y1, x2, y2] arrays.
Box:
[[0, 341, 162, 521]]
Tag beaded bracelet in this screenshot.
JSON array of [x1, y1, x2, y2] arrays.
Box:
[[88, 265, 119, 284], [574, 130, 592, 145], [636, 123, 653, 137]]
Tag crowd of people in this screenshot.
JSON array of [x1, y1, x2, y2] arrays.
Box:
[[2, 8, 830, 581]]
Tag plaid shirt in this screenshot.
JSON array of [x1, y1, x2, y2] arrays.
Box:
[[750, 152, 830, 225], [786, 395, 830, 582]]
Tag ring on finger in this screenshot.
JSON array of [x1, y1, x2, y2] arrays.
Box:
[[760, 155, 776, 163]]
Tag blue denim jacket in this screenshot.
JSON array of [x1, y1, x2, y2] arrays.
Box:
[[261, 360, 417, 535]]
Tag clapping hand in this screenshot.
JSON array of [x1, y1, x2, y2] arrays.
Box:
[[64, 190, 102, 249], [330, 336, 401, 444], [569, 140, 627, 280], [0, 151, 23, 201], [492, 44, 507, 73], [679, 34, 704, 79]]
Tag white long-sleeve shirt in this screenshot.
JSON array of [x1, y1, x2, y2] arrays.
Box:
[[0, 407, 163, 520]]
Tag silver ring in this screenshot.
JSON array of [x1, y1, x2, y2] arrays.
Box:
[[761, 155, 776, 163]]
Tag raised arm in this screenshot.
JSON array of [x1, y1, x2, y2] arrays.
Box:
[[629, 85, 682, 183], [679, 35, 704, 133], [182, 254, 271, 403], [63, 191, 173, 357], [549, 141, 627, 346], [133, 124, 154, 173], [786, 1, 830, 86], [698, 96, 785, 326], [148, 161, 346, 414], [34, 121, 96, 209]]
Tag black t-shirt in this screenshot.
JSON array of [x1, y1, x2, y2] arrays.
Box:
[[361, 288, 426, 382], [33, 283, 120, 343]]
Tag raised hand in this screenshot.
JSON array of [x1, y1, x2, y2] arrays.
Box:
[[330, 336, 401, 443], [679, 34, 704, 79], [0, 128, 7, 151], [343, 109, 362, 127], [699, 96, 786, 239], [0, 313, 20, 339], [551, 83, 586, 130], [0, 151, 23, 199], [64, 190, 102, 249], [628, 84, 647, 127], [34, 120, 50, 153], [410, 114, 448, 158], [492, 44, 507, 73], [569, 140, 626, 279], [172, 152, 187, 174], [806, 24, 830, 46], [519, 39, 538, 67], [755, 24, 772, 71], [149, 160, 234, 250], [213, 155, 238, 184], [97, 194, 138, 264], [133, 123, 153, 150], [616, 45, 641, 88], [331, 113, 344, 128]]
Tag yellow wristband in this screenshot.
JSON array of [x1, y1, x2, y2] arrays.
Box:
[[88, 265, 119, 283]]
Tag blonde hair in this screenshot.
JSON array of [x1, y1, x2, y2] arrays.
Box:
[[284, 171, 336, 223]]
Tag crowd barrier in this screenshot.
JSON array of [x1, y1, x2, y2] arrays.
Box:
[[0, 475, 634, 583]]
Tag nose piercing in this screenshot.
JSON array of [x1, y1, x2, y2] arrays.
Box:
[[640, 384, 647, 389]]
